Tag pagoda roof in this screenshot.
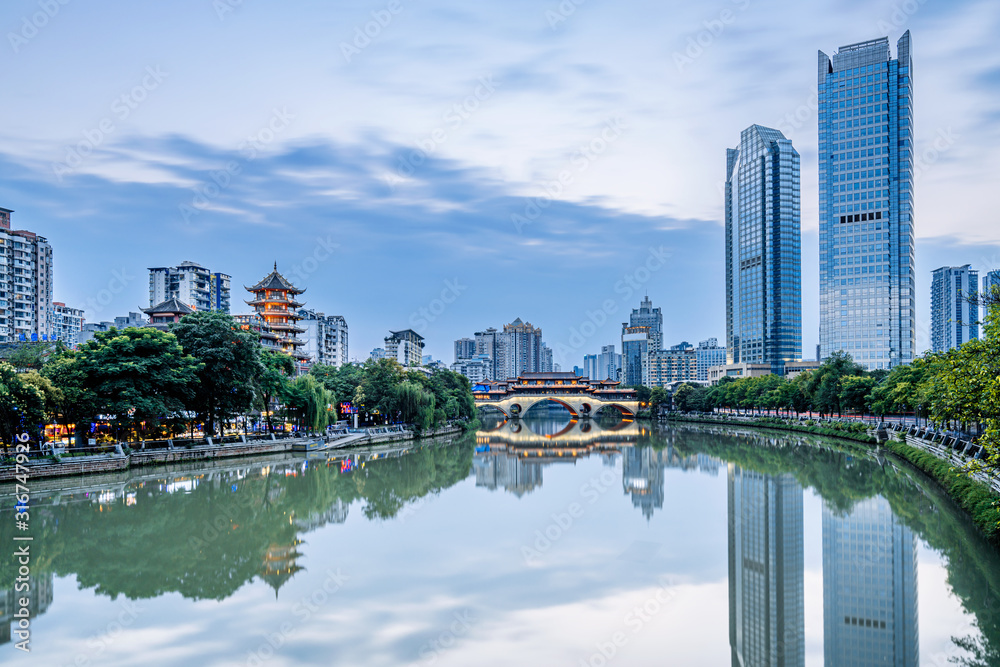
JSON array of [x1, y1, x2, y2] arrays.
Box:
[[141, 297, 195, 316], [517, 372, 582, 381], [245, 263, 306, 294]]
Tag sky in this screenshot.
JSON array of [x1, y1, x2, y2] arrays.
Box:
[[1, 0, 999, 366]]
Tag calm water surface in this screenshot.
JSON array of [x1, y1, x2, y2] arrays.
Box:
[[1, 416, 998, 666]]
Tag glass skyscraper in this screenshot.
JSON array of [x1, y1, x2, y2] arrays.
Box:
[[931, 264, 979, 352], [629, 296, 663, 351], [818, 32, 915, 370], [728, 465, 805, 667], [823, 496, 918, 666], [984, 270, 1000, 325], [725, 125, 802, 374]]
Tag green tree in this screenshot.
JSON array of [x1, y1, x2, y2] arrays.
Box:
[[255, 350, 294, 432], [72, 327, 202, 441], [839, 375, 877, 416], [41, 352, 98, 446], [354, 358, 405, 418], [0, 361, 46, 450], [172, 311, 264, 437], [283, 375, 334, 430]]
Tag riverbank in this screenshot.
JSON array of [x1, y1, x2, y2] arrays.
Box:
[[0, 423, 467, 483], [668, 413, 1000, 548]]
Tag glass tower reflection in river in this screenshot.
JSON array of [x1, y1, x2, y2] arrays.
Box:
[[823, 495, 918, 666], [728, 465, 805, 667]]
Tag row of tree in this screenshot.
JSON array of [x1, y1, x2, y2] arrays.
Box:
[[670, 293, 1000, 464], [0, 311, 476, 448]]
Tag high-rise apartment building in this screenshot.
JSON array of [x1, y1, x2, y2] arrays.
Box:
[[725, 125, 802, 375], [454, 337, 476, 363], [598, 344, 621, 382], [474, 328, 499, 379], [823, 496, 918, 665], [648, 342, 699, 387], [629, 296, 663, 351], [498, 318, 542, 379], [621, 325, 650, 387], [983, 270, 1000, 324], [149, 261, 231, 313], [385, 329, 425, 368], [930, 265, 979, 352], [0, 208, 54, 343], [818, 32, 915, 370], [729, 465, 805, 667], [540, 343, 554, 372], [51, 302, 85, 347], [298, 309, 349, 367]]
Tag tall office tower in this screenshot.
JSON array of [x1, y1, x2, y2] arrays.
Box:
[[148, 261, 232, 313], [728, 465, 805, 667], [930, 265, 979, 352], [696, 338, 726, 382], [621, 324, 650, 386], [498, 318, 542, 379], [454, 337, 476, 362], [983, 270, 1000, 325], [582, 353, 599, 381], [598, 344, 621, 381], [629, 296, 663, 351], [0, 208, 54, 343], [823, 496, 918, 666], [298, 309, 349, 367], [818, 32, 915, 370], [725, 125, 802, 375]]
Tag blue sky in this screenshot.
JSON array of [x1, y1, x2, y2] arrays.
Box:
[[1, 0, 999, 365]]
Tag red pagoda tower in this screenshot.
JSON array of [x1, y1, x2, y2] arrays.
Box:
[[245, 263, 308, 361]]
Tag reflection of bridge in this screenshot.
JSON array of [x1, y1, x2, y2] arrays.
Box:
[[473, 372, 639, 419], [477, 419, 644, 448]]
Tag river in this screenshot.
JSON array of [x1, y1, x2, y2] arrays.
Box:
[[0, 416, 997, 666]]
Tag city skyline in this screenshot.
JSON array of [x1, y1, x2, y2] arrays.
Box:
[[1, 2, 998, 364]]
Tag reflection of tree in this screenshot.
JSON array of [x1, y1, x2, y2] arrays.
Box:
[[671, 425, 1000, 664], [0, 435, 475, 602]]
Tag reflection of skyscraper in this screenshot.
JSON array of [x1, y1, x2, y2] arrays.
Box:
[[623, 446, 665, 520], [823, 496, 918, 666], [0, 572, 54, 645], [728, 465, 804, 667], [473, 453, 542, 497]]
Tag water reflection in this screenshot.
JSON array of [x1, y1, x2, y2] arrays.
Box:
[[823, 497, 919, 666], [728, 466, 804, 666], [0, 420, 997, 665]]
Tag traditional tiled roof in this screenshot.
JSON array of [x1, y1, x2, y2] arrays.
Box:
[[141, 297, 194, 315], [245, 263, 306, 294]]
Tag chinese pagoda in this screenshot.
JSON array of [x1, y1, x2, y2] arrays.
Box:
[[245, 263, 309, 361]]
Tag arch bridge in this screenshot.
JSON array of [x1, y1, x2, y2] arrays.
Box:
[[473, 372, 639, 420]]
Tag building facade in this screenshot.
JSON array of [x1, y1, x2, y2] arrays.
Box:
[[930, 265, 979, 352], [385, 329, 425, 367], [648, 343, 699, 387], [0, 208, 53, 343], [51, 302, 85, 347], [474, 328, 499, 379], [454, 337, 476, 363], [451, 355, 493, 384], [729, 465, 805, 667], [823, 496, 918, 666], [696, 338, 726, 382], [985, 270, 1000, 325], [243, 264, 308, 362], [598, 344, 621, 382], [498, 318, 542, 380], [629, 296, 663, 352], [621, 325, 650, 387], [818, 33, 915, 370], [540, 343, 554, 373], [149, 261, 231, 313], [298, 309, 349, 367], [725, 125, 802, 375]]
